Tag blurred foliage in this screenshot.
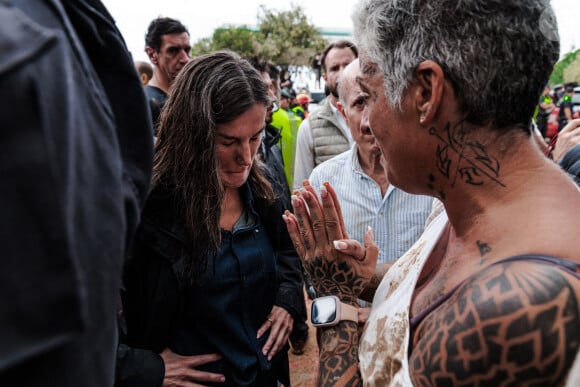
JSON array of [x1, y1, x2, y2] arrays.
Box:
[[191, 3, 328, 67], [191, 26, 261, 57], [256, 4, 327, 67], [550, 48, 580, 85], [563, 56, 580, 84]]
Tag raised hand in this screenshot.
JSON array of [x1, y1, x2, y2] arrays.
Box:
[[552, 118, 580, 162], [283, 182, 379, 304]]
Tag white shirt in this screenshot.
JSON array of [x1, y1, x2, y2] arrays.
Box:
[[359, 202, 447, 385], [308, 144, 433, 264], [293, 101, 352, 189]]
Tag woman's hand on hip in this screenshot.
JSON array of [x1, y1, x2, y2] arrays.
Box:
[[160, 348, 225, 387]]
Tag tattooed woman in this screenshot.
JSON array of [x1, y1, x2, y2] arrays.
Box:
[[284, 0, 580, 385]]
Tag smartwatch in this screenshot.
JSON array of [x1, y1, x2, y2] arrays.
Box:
[[310, 295, 358, 327]]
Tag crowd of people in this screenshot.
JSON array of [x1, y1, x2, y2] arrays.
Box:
[[2, 0, 580, 386]]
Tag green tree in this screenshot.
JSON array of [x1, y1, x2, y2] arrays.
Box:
[[190, 3, 327, 66], [549, 48, 580, 85], [256, 3, 327, 67], [191, 37, 214, 56], [191, 26, 261, 58], [563, 56, 580, 84]]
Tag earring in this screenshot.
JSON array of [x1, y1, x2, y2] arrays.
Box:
[[419, 104, 431, 124]]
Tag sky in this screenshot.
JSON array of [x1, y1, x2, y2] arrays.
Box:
[[100, 0, 580, 63]]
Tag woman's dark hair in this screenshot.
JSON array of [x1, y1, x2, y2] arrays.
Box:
[[152, 50, 273, 271]]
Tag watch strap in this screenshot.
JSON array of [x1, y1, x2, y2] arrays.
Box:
[[339, 301, 358, 323]]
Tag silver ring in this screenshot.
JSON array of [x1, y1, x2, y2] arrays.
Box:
[[267, 318, 274, 324]]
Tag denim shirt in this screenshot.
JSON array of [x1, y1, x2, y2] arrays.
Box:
[[119, 181, 302, 386], [170, 189, 281, 386]]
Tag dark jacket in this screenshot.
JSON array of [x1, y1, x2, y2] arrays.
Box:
[[0, 0, 153, 385], [116, 181, 304, 386], [145, 85, 167, 135], [260, 124, 291, 206], [560, 144, 580, 187]]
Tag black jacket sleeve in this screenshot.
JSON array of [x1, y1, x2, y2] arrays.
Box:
[[0, 0, 152, 385], [256, 188, 305, 321], [559, 144, 580, 187], [116, 344, 164, 387]]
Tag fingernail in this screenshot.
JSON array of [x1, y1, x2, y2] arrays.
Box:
[[368, 225, 372, 231], [282, 214, 288, 222], [320, 184, 327, 197], [291, 195, 300, 208], [333, 240, 347, 250], [303, 179, 310, 186]]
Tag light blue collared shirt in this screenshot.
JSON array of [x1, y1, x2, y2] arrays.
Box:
[[308, 145, 433, 264]]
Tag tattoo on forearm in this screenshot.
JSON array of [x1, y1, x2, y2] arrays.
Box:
[[359, 271, 383, 302], [318, 321, 362, 387], [428, 121, 506, 189], [410, 263, 580, 386]]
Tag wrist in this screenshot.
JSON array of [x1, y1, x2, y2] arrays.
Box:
[[311, 295, 358, 327]]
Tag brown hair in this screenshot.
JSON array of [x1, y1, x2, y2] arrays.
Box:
[[152, 50, 274, 271]]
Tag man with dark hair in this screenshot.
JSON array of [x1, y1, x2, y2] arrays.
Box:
[[144, 17, 191, 134], [293, 40, 359, 189]]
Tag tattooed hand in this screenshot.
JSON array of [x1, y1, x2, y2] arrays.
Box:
[[283, 182, 379, 305], [283, 181, 378, 387]]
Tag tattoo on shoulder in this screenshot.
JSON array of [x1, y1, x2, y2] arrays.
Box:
[[410, 262, 580, 386]]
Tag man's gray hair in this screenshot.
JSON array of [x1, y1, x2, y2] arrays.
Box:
[[353, 0, 560, 130]]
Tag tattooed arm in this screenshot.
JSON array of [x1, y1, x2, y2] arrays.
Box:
[[359, 262, 393, 302], [410, 260, 580, 386], [284, 182, 379, 386]]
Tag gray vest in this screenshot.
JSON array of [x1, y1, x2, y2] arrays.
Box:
[[310, 98, 350, 165]]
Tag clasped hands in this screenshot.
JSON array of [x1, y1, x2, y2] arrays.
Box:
[[283, 181, 379, 305]]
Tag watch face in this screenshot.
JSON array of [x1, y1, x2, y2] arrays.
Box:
[[311, 297, 337, 325]]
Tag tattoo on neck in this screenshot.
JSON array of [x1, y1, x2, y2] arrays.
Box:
[[426, 173, 447, 201], [428, 121, 506, 189], [476, 240, 491, 256]]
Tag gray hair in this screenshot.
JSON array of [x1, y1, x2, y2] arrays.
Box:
[[353, 0, 560, 130]]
